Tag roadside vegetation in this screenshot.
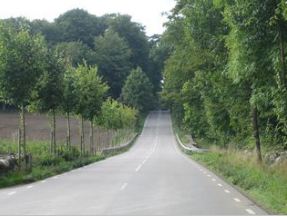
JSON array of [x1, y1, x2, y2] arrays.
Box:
[[162, 0, 287, 214], [0, 9, 160, 187]]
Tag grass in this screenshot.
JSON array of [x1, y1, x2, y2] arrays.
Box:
[[173, 123, 287, 214], [0, 154, 105, 187], [190, 147, 287, 215]]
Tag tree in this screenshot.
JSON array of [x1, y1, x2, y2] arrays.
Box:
[[224, 0, 277, 161], [30, 50, 64, 155], [54, 41, 96, 67], [108, 14, 150, 72], [62, 66, 78, 148], [55, 9, 107, 48], [74, 63, 109, 154], [121, 67, 155, 113], [99, 98, 138, 130], [0, 22, 47, 168], [94, 29, 131, 98]]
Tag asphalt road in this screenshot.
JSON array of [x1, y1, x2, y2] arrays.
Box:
[[0, 111, 267, 215]]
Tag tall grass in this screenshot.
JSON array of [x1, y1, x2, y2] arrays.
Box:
[[191, 147, 287, 214]]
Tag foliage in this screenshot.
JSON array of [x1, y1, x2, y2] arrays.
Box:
[[161, 0, 287, 153], [0, 21, 47, 107], [94, 29, 131, 98], [121, 67, 156, 113], [99, 98, 138, 130], [73, 63, 109, 121]]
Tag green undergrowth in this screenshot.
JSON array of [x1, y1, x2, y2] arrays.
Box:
[[191, 148, 287, 215], [0, 153, 105, 188]]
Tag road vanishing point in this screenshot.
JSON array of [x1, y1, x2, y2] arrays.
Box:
[[0, 111, 267, 215]]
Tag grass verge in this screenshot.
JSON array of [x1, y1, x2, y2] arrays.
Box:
[[190, 148, 287, 215], [0, 154, 105, 188]]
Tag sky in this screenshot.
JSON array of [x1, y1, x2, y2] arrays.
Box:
[[0, 0, 176, 36]]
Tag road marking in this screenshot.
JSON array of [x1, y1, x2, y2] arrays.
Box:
[[207, 174, 211, 177], [26, 185, 33, 189], [234, 198, 241, 202], [7, 191, 16, 196], [135, 164, 142, 172], [224, 189, 230, 194], [120, 183, 128, 190], [212, 178, 216, 182], [203, 171, 207, 174], [53, 176, 59, 179], [217, 183, 223, 187], [246, 209, 256, 215], [41, 180, 46, 183]]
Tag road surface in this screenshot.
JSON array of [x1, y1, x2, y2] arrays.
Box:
[[0, 111, 267, 215]]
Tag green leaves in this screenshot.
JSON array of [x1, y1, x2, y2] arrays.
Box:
[[0, 21, 47, 107], [94, 29, 131, 98], [74, 63, 109, 120], [99, 98, 138, 130], [121, 67, 156, 113]]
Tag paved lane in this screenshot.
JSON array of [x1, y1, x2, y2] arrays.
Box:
[[0, 111, 267, 215]]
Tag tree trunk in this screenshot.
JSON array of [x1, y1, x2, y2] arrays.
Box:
[[279, 20, 287, 89], [79, 116, 85, 155], [52, 109, 56, 155], [252, 107, 262, 163], [20, 105, 27, 169], [89, 120, 94, 154], [66, 112, 71, 148], [17, 127, 21, 170]]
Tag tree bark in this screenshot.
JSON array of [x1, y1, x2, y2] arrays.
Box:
[[66, 112, 71, 148], [20, 105, 27, 169], [79, 116, 85, 155], [252, 107, 262, 163], [52, 109, 56, 155], [279, 20, 287, 89], [89, 120, 94, 154], [17, 127, 21, 170]]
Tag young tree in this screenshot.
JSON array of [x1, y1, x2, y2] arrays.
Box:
[[74, 63, 109, 154], [0, 22, 47, 168], [62, 66, 78, 148], [121, 67, 155, 113], [30, 50, 64, 155]]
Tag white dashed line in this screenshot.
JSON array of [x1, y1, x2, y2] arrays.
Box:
[[217, 183, 223, 187], [246, 208, 256, 215], [212, 178, 216, 182], [53, 176, 59, 179], [207, 174, 211, 177], [135, 164, 142, 172], [120, 183, 128, 190], [41, 180, 46, 183], [234, 198, 241, 202], [224, 189, 230, 194], [26, 185, 33, 189], [7, 191, 16, 196]]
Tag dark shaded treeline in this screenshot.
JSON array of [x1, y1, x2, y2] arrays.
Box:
[[1, 8, 163, 100]]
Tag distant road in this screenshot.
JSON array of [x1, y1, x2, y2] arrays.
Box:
[[0, 111, 267, 215]]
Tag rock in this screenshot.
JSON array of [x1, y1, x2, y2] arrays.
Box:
[[0, 154, 17, 174], [272, 151, 287, 166], [265, 152, 279, 165]]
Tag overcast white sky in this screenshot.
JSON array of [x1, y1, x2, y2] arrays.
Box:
[[0, 0, 176, 36]]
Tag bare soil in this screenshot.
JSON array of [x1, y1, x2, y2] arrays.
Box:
[[0, 111, 113, 149]]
